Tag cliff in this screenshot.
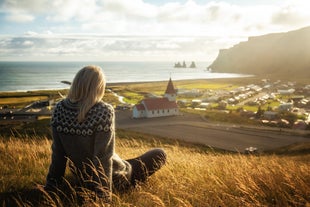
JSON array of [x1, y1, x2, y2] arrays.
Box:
[[208, 26, 310, 78]]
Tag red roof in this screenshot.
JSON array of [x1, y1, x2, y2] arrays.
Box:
[[135, 103, 145, 111], [142, 98, 178, 110], [165, 78, 176, 94]]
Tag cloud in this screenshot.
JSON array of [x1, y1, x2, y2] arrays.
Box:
[[24, 31, 38, 36], [1, 0, 49, 22], [1, 0, 99, 22], [46, 0, 99, 22], [157, 1, 202, 22], [156, 41, 180, 49], [1, 0, 310, 61], [22, 40, 34, 46], [1, 0, 48, 12], [103, 0, 157, 19], [0, 33, 243, 61], [2, 0, 310, 36], [271, 0, 310, 27], [5, 12, 35, 22]]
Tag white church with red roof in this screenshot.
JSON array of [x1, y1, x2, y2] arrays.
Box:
[[132, 78, 179, 118]]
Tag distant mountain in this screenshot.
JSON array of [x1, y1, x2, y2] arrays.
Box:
[[208, 26, 310, 78]]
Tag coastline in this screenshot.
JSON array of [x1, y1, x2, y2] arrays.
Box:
[[0, 61, 250, 92], [0, 76, 257, 94]]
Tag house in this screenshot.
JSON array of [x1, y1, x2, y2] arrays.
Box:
[[278, 103, 293, 111], [277, 89, 295, 95], [191, 99, 202, 107], [263, 111, 278, 120], [177, 89, 202, 97], [132, 78, 179, 118], [200, 102, 211, 109]]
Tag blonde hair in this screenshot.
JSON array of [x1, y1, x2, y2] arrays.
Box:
[[67, 65, 106, 122]]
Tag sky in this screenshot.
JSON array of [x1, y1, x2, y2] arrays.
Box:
[[0, 0, 310, 62]]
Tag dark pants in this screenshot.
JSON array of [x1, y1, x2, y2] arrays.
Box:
[[127, 148, 167, 185], [113, 148, 167, 192]]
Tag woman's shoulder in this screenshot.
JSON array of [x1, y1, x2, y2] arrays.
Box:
[[94, 101, 114, 112], [89, 102, 115, 126], [53, 99, 67, 113], [88, 102, 115, 120], [54, 99, 70, 109]]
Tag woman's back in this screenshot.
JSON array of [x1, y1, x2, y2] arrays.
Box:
[[51, 99, 114, 169]]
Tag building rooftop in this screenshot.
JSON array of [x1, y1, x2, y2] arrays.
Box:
[[143, 97, 178, 110], [135, 103, 146, 111]]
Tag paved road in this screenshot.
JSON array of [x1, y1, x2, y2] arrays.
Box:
[[116, 110, 310, 152]]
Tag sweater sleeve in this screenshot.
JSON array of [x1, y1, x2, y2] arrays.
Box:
[[92, 104, 115, 199], [45, 127, 67, 190]]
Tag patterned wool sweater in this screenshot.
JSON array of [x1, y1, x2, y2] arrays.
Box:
[[46, 99, 131, 195]]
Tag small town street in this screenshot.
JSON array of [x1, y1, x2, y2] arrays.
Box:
[[116, 110, 310, 152]]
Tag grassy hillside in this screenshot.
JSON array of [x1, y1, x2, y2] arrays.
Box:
[[0, 130, 309, 207], [0, 80, 309, 206]]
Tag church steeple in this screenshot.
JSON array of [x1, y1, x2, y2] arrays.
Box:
[[164, 78, 176, 101]]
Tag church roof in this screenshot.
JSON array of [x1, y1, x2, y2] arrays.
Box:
[[165, 78, 176, 94], [135, 103, 145, 111], [142, 97, 178, 110]]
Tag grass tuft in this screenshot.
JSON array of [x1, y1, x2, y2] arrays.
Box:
[[0, 130, 309, 206]]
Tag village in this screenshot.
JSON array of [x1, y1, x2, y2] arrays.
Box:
[[129, 78, 310, 130], [175, 79, 310, 130], [1, 78, 310, 131]]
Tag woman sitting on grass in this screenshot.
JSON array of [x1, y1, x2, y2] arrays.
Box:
[[45, 65, 167, 202]]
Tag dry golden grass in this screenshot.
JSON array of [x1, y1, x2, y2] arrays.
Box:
[[0, 96, 48, 105], [0, 130, 309, 207]]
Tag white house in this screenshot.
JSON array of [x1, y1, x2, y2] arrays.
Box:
[[132, 78, 179, 118], [263, 111, 278, 120], [277, 89, 295, 95], [278, 103, 293, 111]]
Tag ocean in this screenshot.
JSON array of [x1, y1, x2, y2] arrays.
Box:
[[0, 61, 248, 92]]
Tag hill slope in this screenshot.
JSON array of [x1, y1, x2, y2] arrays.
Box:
[[208, 26, 310, 78], [0, 132, 309, 207]]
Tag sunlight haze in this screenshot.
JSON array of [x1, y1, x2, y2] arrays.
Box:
[[0, 0, 310, 61]]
